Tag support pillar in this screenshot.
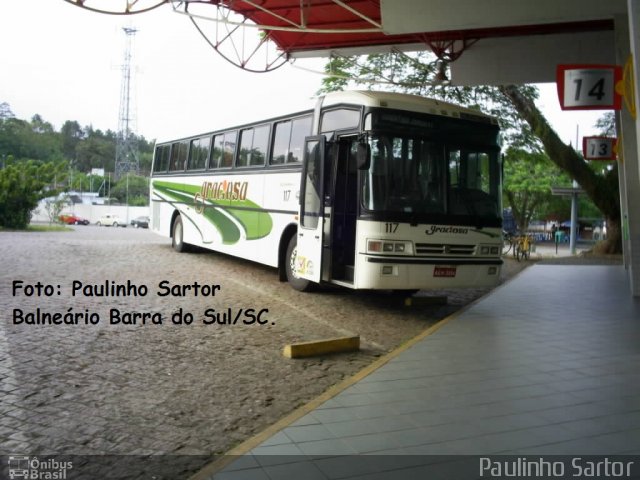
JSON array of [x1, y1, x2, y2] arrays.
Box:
[[615, 7, 640, 296]]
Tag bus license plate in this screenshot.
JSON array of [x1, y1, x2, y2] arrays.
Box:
[[434, 266, 457, 277]]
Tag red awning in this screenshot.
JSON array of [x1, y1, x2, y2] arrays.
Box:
[[212, 0, 612, 55]]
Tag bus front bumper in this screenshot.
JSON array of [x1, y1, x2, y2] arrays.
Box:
[[354, 255, 503, 290]]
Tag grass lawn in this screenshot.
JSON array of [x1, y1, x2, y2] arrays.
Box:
[[0, 224, 72, 232]]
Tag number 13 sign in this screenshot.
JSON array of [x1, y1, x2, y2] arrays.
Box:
[[557, 65, 622, 110], [582, 136, 617, 160]]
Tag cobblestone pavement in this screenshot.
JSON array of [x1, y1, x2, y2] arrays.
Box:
[[0, 226, 503, 479]]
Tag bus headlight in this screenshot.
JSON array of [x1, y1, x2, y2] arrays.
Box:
[[367, 240, 412, 255], [480, 245, 500, 256], [368, 240, 383, 252]]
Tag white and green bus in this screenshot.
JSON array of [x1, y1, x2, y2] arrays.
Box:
[[150, 90, 503, 292]]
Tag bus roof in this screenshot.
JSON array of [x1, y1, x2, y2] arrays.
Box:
[[321, 90, 498, 124], [156, 90, 498, 144]]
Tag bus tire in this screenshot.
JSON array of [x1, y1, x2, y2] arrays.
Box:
[[172, 215, 188, 253], [285, 235, 314, 292]]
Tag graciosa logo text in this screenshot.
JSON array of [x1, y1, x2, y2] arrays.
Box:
[[425, 225, 469, 235], [194, 180, 248, 213]]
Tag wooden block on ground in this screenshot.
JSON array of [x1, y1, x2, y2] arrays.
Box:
[[283, 336, 360, 358], [403, 296, 448, 307]]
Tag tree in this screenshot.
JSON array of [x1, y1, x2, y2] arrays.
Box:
[[595, 111, 616, 137], [110, 174, 149, 205], [75, 127, 116, 173], [0, 107, 156, 181], [0, 158, 67, 229], [0, 102, 14, 120], [503, 148, 567, 231], [320, 52, 622, 252], [499, 86, 621, 253], [0, 113, 62, 162], [43, 194, 70, 225], [60, 120, 85, 164]]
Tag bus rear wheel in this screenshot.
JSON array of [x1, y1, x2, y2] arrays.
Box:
[[285, 235, 314, 292], [172, 215, 188, 253]]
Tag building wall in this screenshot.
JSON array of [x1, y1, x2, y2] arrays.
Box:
[[32, 202, 149, 225]]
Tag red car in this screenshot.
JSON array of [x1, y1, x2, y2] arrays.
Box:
[[59, 214, 90, 225]]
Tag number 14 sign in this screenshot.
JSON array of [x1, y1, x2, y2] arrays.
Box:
[[557, 65, 622, 110]]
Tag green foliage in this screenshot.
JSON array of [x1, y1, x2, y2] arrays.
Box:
[[67, 172, 105, 193], [594, 111, 616, 137], [0, 102, 155, 176], [0, 102, 14, 120], [0, 159, 67, 229], [0, 117, 63, 161], [74, 127, 117, 172], [60, 120, 84, 161], [109, 174, 149, 205], [503, 147, 568, 230], [43, 195, 71, 225]]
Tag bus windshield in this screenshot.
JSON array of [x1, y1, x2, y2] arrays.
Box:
[[362, 133, 501, 225]]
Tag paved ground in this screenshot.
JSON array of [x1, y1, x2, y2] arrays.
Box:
[[200, 262, 640, 480], [0, 225, 517, 479]]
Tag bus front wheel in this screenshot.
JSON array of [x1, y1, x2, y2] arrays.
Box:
[[285, 235, 314, 292], [172, 215, 187, 253]]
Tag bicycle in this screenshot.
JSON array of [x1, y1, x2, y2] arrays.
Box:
[[502, 231, 515, 256], [514, 233, 534, 261]]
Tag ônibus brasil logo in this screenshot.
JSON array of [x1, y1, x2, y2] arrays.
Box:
[[7, 456, 72, 479]]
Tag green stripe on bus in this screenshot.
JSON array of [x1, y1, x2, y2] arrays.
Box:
[[153, 181, 241, 244], [152, 180, 272, 242], [228, 206, 273, 240]]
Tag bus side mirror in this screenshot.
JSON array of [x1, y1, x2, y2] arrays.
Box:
[[357, 142, 370, 170]]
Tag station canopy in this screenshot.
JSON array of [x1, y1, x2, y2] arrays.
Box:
[[67, 0, 626, 82], [212, 0, 618, 55]]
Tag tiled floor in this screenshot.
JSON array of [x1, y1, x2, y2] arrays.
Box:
[[197, 265, 640, 479]]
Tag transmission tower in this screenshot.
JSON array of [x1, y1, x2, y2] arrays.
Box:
[[115, 26, 139, 179]]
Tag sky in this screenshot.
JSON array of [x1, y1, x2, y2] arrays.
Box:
[[0, 0, 606, 146]]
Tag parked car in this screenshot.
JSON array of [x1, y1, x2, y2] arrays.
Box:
[[97, 214, 126, 227], [130, 216, 150, 229], [59, 214, 90, 225]]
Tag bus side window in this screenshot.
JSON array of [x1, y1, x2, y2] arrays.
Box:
[[210, 134, 223, 169], [221, 131, 237, 168], [289, 116, 312, 163], [320, 109, 360, 133], [169, 141, 188, 171], [153, 144, 170, 172], [272, 115, 312, 165], [238, 128, 254, 167], [252, 125, 269, 166], [188, 136, 210, 170], [238, 126, 268, 167], [271, 120, 292, 165]]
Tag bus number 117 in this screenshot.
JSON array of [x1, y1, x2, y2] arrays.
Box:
[[385, 223, 399, 233]]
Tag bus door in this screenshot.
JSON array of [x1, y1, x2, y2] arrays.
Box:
[[330, 135, 359, 283], [296, 136, 326, 283]]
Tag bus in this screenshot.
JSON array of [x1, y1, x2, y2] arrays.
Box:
[[150, 90, 503, 292]]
